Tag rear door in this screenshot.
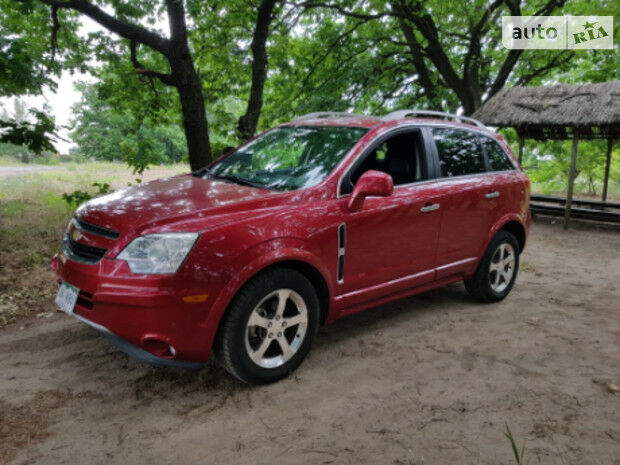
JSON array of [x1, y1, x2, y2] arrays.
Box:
[[427, 127, 495, 279], [480, 134, 524, 240]]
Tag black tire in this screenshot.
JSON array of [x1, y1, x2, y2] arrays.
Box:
[[464, 230, 520, 303], [215, 268, 320, 384]]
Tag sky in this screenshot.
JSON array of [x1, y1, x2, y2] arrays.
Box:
[[0, 70, 91, 153]]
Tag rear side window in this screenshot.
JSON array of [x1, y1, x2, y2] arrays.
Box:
[[432, 128, 486, 177], [481, 137, 515, 171]]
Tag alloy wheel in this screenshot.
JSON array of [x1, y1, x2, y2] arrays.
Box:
[[245, 289, 308, 369], [488, 242, 515, 293]]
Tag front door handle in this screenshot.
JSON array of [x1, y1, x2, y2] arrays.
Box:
[[485, 191, 500, 199], [420, 203, 440, 213]]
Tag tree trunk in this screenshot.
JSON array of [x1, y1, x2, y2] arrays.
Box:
[[166, 0, 212, 171], [237, 0, 278, 142], [173, 59, 212, 171]]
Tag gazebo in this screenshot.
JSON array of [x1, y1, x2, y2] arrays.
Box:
[[473, 81, 619, 228]]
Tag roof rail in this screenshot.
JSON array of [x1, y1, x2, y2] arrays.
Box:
[[382, 110, 486, 128], [295, 112, 367, 121]]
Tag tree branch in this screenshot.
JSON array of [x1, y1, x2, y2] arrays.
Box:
[[487, 0, 565, 99], [238, 0, 279, 140], [294, 1, 397, 20], [395, 14, 436, 104], [463, 0, 503, 77], [33, 0, 170, 56], [301, 19, 366, 89], [394, 0, 467, 108], [165, 0, 189, 46], [129, 40, 176, 86], [515, 50, 575, 87], [49, 5, 60, 66], [487, 49, 522, 98]]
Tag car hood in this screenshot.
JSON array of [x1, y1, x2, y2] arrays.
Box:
[[76, 174, 280, 235]]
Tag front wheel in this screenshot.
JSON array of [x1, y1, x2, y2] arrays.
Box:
[[215, 268, 320, 384], [465, 230, 519, 303]]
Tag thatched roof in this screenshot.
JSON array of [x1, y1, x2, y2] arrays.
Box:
[[473, 81, 620, 140]]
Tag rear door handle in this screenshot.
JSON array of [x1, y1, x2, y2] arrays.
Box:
[[420, 203, 440, 213], [485, 191, 500, 199]]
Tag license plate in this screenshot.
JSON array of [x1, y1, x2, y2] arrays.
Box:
[[55, 282, 80, 315]]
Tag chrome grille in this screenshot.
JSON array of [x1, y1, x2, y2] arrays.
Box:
[[63, 235, 107, 264], [74, 217, 120, 240]]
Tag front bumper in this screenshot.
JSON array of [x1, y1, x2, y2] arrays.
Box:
[[73, 312, 205, 369], [52, 251, 219, 364]]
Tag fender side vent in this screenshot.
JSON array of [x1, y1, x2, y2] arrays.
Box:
[[337, 224, 346, 283]]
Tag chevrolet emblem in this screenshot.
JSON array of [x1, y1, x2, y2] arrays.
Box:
[[71, 228, 83, 242]]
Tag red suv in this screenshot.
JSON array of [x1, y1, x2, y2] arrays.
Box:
[[52, 110, 530, 384]]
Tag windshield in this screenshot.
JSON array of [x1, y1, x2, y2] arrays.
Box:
[[208, 126, 368, 191]]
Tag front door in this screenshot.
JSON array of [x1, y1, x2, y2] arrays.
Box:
[[335, 129, 441, 307]]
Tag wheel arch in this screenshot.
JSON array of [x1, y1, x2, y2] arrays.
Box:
[[498, 220, 526, 254], [203, 247, 333, 360], [257, 260, 330, 325]]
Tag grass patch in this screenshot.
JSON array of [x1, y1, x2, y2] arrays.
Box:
[[504, 423, 526, 465], [0, 200, 25, 217], [0, 161, 187, 326], [530, 179, 620, 201]]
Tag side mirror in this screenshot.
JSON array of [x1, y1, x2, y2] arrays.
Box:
[[347, 170, 394, 212]]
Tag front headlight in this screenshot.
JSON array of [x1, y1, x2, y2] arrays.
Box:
[[117, 233, 199, 274]]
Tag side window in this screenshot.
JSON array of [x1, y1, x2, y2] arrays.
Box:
[[481, 137, 515, 171], [346, 131, 424, 193], [432, 128, 486, 177]]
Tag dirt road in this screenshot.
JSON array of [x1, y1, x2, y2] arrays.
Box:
[[1, 222, 619, 465], [0, 165, 65, 178]]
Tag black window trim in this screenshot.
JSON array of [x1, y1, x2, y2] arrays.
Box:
[[338, 125, 434, 197]]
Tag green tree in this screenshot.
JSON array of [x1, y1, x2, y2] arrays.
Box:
[[70, 83, 187, 170], [2, 0, 212, 170], [265, 0, 617, 117], [2, 0, 296, 170]]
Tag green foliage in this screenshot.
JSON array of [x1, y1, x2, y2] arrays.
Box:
[[0, 0, 86, 95], [0, 0, 89, 152], [70, 83, 188, 172], [0, 109, 55, 153], [501, 128, 620, 196], [262, 0, 618, 119], [61, 181, 110, 207]]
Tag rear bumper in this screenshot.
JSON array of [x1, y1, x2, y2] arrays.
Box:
[[52, 251, 220, 363]]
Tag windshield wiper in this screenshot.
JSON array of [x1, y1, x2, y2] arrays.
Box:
[[210, 173, 269, 190], [191, 166, 212, 178]]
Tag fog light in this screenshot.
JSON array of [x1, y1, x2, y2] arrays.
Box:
[[142, 337, 175, 358]]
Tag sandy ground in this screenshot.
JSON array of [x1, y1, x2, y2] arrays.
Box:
[[1, 222, 619, 465]]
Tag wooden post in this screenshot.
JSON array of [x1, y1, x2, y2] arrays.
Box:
[[564, 134, 579, 229], [518, 133, 525, 165], [602, 138, 613, 202]]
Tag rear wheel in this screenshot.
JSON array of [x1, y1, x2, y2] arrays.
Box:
[[215, 268, 320, 384], [465, 230, 519, 303]]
